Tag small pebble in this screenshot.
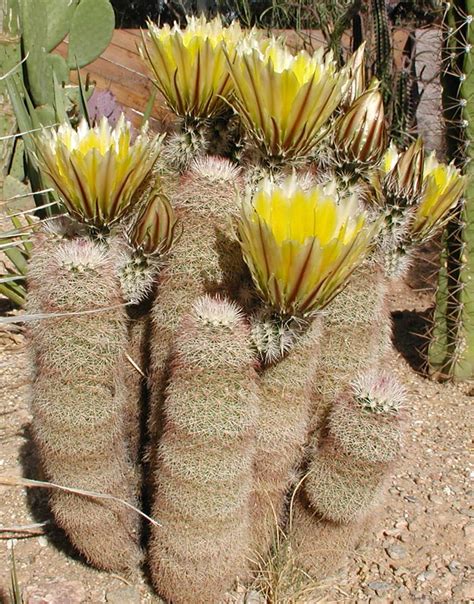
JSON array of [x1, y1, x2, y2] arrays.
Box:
[[386, 544, 407, 560]]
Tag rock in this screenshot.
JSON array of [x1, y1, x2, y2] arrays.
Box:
[[463, 522, 474, 539], [448, 560, 462, 575], [105, 587, 141, 604], [460, 508, 474, 518], [396, 585, 410, 598], [386, 544, 407, 560], [452, 582, 474, 601], [428, 494, 443, 504], [367, 581, 392, 596], [404, 495, 417, 503], [416, 570, 436, 582], [25, 581, 86, 604]]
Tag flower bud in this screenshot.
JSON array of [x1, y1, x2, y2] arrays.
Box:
[[335, 78, 386, 167], [130, 191, 177, 255]]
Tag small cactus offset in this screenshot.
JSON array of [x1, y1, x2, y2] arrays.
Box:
[[429, 0, 474, 380], [10, 13, 467, 603]]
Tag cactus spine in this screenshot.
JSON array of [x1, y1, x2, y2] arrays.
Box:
[[429, 0, 474, 380], [149, 296, 259, 603], [27, 235, 141, 574]]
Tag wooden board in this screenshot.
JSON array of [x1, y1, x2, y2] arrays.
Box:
[[55, 29, 173, 130], [54, 27, 412, 131]]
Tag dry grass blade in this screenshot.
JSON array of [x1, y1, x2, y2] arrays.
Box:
[[251, 526, 321, 604], [0, 522, 49, 537], [0, 302, 133, 324], [0, 475, 161, 527], [125, 352, 146, 377], [0, 123, 59, 141], [0, 187, 54, 206], [0, 53, 28, 82], [9, 547, 24, 604]]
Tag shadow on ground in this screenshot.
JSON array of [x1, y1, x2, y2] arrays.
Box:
[[391, 308, 432, 374]]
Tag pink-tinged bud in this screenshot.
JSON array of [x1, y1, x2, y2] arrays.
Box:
[[335, 79, 386, 166], [130, 191, 177, 255], [386, 138, 425, 203]]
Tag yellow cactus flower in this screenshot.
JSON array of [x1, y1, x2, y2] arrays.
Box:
[[227, 38, 349, 160], [35, 116, 162, 228], [130, 190, 177, 255], [334, 78, 386, 167], [142, 15, 244, 119], [238, 176, 378, 316], [411, 154, 465, 241]]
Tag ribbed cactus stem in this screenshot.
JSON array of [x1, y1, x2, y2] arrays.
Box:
[[429, 0, 474, 380], [148, 157, 246, 437], [250, 315, 322, 557], [290, 497, 373, 580], [310, 261, 390, 434], [372, 0, 392, 104], [27, 234, 141, 574], [148, 295, 259, 604]]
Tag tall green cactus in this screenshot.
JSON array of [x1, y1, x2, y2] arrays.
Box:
[[429, 0, 474, 380]]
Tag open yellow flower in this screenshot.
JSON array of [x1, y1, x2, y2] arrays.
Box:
[[238, 176, 378, 316], [411, 153, 465, 241], [142, 15, 244, 119], [228, 38, 349, 160], [35, 116, 162, 228]]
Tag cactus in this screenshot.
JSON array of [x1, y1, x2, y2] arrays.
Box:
[[250, 316, 322, 556], [300, 371, 405, 531], [429, 0, 474, 380], [12, 15, 468, 602], [290, 498, 373, 581], [67, 0, 114, 68], [27, 235, 141, 574], [148, 296, 259, 603], [148, 156, 246, 441]]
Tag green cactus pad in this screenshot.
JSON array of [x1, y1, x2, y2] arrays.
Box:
[[46, 53, 69, 85], [67, 0, 115, 69], [33, 104, 56, 126], [19, 0, 50, 106], [45, 0, 79, 52]]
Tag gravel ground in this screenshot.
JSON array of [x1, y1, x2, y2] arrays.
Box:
[[0, 271, 472, 603]]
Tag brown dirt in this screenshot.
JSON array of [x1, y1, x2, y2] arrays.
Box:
[[0, 261, 472, 603]]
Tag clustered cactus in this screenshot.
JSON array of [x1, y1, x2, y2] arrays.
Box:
[[23, 14, 464, 602]]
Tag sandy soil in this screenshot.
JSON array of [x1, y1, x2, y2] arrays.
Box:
[[0, 262, 472, 603]]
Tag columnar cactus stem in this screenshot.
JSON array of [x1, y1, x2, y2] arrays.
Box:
[[148, 157, 246, 436], [250, 316, 322, 557], [148, 296, 259, 604], [27, 235, 141, 574], [429, 0, 474, 380], [290, 498, 373, 580], [310, 261, 390, 434]]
